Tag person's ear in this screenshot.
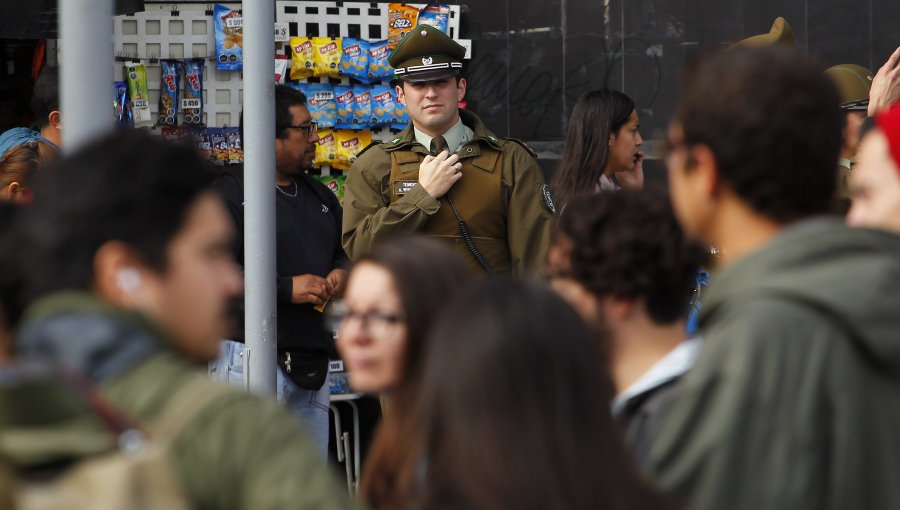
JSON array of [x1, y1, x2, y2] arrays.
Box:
[[689, 144, 721, 200], [456, 77, 466, 102], [395, 83, 407, 106], [48, 111, 61, 130], [93, 241, 150, 308]]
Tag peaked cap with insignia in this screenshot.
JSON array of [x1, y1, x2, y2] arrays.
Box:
[[388, 24, 465, 82]]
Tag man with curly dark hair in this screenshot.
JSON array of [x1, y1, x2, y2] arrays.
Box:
[[547, 187, 707, 466], [651, 45, 900, 510]]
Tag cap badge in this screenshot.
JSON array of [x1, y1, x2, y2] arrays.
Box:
[[422, 57, 433, 65], [420, 29, 428, 36]]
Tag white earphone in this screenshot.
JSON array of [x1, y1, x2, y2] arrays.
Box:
[[116, 268, 142, 294]]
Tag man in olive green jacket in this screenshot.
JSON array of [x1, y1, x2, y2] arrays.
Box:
[[8, 131, 356, 510], [342, 26, 554, 274], [652, 45, 900, 509]]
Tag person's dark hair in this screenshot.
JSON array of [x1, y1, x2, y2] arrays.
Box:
[[554, 188, 709, 324], [677, 46, 842, 222], [15, 130, 215, 301], [551, 89, 636, 210], [274, 84, 308, 140], [363, 279, 668, 510], [355, 237, 474, 504], [0, 141, 57, 195], [30, 66, 60, 130], [0, 202, 23, 335]]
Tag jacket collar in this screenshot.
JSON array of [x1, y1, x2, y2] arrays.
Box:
[[384, 108, 503, 153], [17, 291, 169, 384]]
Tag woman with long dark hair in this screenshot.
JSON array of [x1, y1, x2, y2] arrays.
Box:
[[551, 89, 644, 210], [361, 279, 670, 510]]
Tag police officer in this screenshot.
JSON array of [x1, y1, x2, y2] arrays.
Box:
[[826, 64, 874, 206], [342, 25, 554, 275]]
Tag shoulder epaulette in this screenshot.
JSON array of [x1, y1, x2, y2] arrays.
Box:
[[503, 137, 538, 158], [356, 140, 384, 158]]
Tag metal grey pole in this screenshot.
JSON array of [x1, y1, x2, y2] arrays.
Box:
[[59, 0, 114, 150], [242, 0, 277, 396]]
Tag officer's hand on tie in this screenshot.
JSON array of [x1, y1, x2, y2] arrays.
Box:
[[869, 46, 900, 116], [291, 274, 334, 307], [419, 141, 463, 200]]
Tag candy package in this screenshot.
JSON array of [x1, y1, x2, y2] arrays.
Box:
[[209, 127, 229, 163], [417, 4, 450, 33], [312, 37, 342, 79], [182, 58, 205, 127], [352, 86, 373, 130], [314, 128, 337, 169], [225, 127, 243, 164], [157, 59, 181, 127], [388, 3, 419, 50], [113, 81, 132, 128], [160, 126, 191, 143], [333, 129, 372, 171], [214, 3, 243, 71], [371, 85, 396, 127], [124, 62, 152, 128], [290, 37, 315, 80], [333, 85, 356, 129], [391, 86, 411, 130], [367, 40, 393, 82], [339, 38, 370, 83], [315, 174, 346, 205], [192, 127, 214, 161], [298, 83, 337, 129], [275, 55, 289, 84]]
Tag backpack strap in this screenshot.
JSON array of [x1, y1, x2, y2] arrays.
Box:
[[149, 375, 235, 444]]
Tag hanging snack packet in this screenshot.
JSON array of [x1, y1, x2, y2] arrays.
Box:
[[333, 129, 373, 171], [226, 127, 243, 164], [367, 40, 393, 82], [124, 62, 152, 128], [371, 85, 396, 127], [214, 3, 243, 71], [157, 59, 181, 127], [275, 55, 289, 84], [192, 127, 214, 161], [209, 128, 229, 163], [315, 174, 346, 205], [290, 37, 315, 80], [182, 58, 205, 127], [417, 4, 451, 33], [314, 128, 337, 169], [339, 38, 369, 83], [388, 3, 419, 50], [333, 85, 356, 129], [303, 83, 337, 129], [352, 86, 373, 130], [113, 81, 132, 128], [391, 86, 412, 130], [312, 37, 342, 79]]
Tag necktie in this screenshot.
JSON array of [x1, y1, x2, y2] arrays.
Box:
[[430, 135, 448, 156]]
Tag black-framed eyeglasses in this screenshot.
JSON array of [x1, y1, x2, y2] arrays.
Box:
[[283, 122, 318, 136], [326, 301, 406, 338]]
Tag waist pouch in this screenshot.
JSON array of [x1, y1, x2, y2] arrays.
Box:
[[278, 350, 328, 390]]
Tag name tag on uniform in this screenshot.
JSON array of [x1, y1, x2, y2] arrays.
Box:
[[393, 180, 418, 196]]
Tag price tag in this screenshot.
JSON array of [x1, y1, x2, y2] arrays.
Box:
[[274, 23, 289, 42], [132, 99, 149, 109], [225, 17, 243, 29], [181, 98, 202, 109]]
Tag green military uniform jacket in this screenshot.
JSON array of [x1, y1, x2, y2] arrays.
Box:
[[11, 292, 356, 510], [647, 220, 900, 510], [342, 109, 554, 275]]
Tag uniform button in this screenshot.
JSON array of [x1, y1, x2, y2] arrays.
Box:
[[466, 147, 473, 153]]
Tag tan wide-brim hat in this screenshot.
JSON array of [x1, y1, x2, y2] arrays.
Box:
[[728, 17, 795, 50]]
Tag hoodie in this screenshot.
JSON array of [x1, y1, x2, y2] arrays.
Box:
[[647, 218, 900, 510]]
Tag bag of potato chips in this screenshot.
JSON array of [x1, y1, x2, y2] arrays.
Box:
[[333, 129, 373, 171], [388, 3, 419, 50], [333, 85, 356, 130], [417, 3, 450, 33], [312, 37, 342, 79], [226, 127, 243, 164], [314, 128, 337, 169], [157, 59, 181, 127], [124, 62, 152, 128], [339, 38, 369, 83], [290, 37, 315, 80], [214, 3, 243, 71], [209, 128, 229, 164], [315, 174, 346, 205], [352, 86, 373, 130], [296, 83, 337, 129], [371, 85, 396, 127], [367, 40, 393, 82]]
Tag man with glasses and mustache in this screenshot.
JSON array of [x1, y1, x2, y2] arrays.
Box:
[[213, 84, 348, 457]]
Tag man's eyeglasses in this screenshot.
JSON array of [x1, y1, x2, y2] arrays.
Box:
[[326, 301, 406, 338], [283, 122, 318, 136]]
